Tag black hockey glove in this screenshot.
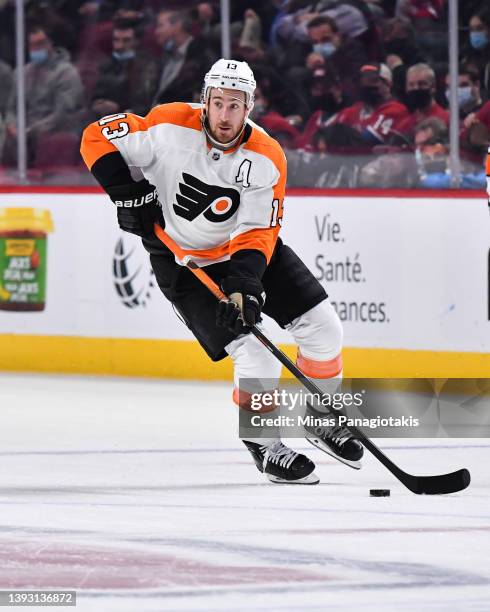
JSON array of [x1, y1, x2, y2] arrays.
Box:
[[105, 180, 164, 238], [217, 276, 265, 334]]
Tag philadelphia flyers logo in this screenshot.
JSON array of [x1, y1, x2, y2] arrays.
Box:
[[173, 173, 240, 223]]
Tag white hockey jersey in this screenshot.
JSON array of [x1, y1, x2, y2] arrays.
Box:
[[81, 102, 286, 266]]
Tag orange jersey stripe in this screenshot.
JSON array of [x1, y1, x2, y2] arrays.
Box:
[[80, 121, 118, 170], [245, 127, 285, 167], [230, 227, 278, 263], [80, 103, 202, 170], [240, 129, 287, 261], [154, 223, 230, 262], [244, 128, 287, 192], [146, 102, 202, 132], [486, 151, 490, 175]]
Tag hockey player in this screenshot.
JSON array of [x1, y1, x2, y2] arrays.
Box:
[[81, 58, 364, 484], [487, 146, 490, 200]]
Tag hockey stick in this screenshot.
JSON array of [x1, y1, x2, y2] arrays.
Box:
[[154, 225, 471, 495]]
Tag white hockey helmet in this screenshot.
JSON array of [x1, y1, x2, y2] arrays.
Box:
[[202, 58, 256, 109]]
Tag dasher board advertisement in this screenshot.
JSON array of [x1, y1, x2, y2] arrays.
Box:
[[0, 192, 488, 354]]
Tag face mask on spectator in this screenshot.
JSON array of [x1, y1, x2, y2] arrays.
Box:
[[164, 38, 176, 52], [313, 42, 336, 59], [30, 49, 49, 64], [445, 86, 475, 108], [470, 31, 488, 50], [359, 86, 382, 107], [415, 146, 447, 174], [113, 50, 136, 62], [406, 88, 432, 111]]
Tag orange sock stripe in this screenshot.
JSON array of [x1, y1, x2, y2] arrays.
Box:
[[296, 351, 343, 378], [232, 387, 278, 413]]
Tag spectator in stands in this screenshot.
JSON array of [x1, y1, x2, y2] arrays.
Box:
[[445, 63, 484, 120], [286, 124, 366, 188], [414, 117, 450, 187], [414, 116, 485, 189], [3, 25, 85, 165], [397, 63, 449, 139], [250, 85, 300, 149], [306, 15, 364, 99], [275, 1, 371, 48], [152, 8, 214, 106], [294, 66, 348, 150], [234, 8, 266, 64], [330, 63, 408, 151], [463, 99, 490, 144], [380, 17, 426, 100], [460, 99, 490, 167], [461, 7, 490, 98], [25, 0, 78, 57], [359, 149, 417, 188], [398, 0, 447, 63], [90, 20, 158, 119], [382, 17, 425, 66]]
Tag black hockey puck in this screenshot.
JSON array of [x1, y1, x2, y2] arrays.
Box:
[[370, 489, 390, 497]]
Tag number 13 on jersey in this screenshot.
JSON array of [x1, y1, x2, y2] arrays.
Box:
[[270, 198, 283, 227]]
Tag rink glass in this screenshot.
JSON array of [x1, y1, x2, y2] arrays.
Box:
[[0, 1, 480, 190]]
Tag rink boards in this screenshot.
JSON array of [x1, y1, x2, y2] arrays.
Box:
[[0, 189, 488, 378]]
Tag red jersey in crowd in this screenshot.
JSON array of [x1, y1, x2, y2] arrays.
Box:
[[331, 99, 409, 144], [294, 111, 333, 150], [475, 101, 490, 129], [397, 102, 449, 138]]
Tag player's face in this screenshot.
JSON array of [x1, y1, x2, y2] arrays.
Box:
[[206, 89, 248, 144]]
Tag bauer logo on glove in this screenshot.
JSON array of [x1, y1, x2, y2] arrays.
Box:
[[113, 188, 159, 208]]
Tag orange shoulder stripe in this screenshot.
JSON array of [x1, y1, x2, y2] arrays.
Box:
[[244, 128, 287, 178], [486, 151, 490, 175], [80, 121, 118, 170], [146, 102, 202, 131], [80, 103, 202, 170]]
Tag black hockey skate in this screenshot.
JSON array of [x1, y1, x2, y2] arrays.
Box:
[[242, 440, 267, 473], [243, 440, 319, 484], [304, 406, 364, 469]]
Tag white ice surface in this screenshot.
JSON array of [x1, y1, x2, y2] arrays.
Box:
[[0, 373, 488, 611]]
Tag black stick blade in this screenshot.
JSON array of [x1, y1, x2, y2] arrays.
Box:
[[405, 468, 471, 495]]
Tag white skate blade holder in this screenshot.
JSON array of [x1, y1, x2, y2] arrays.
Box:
[[266, 472, 320, 485]]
